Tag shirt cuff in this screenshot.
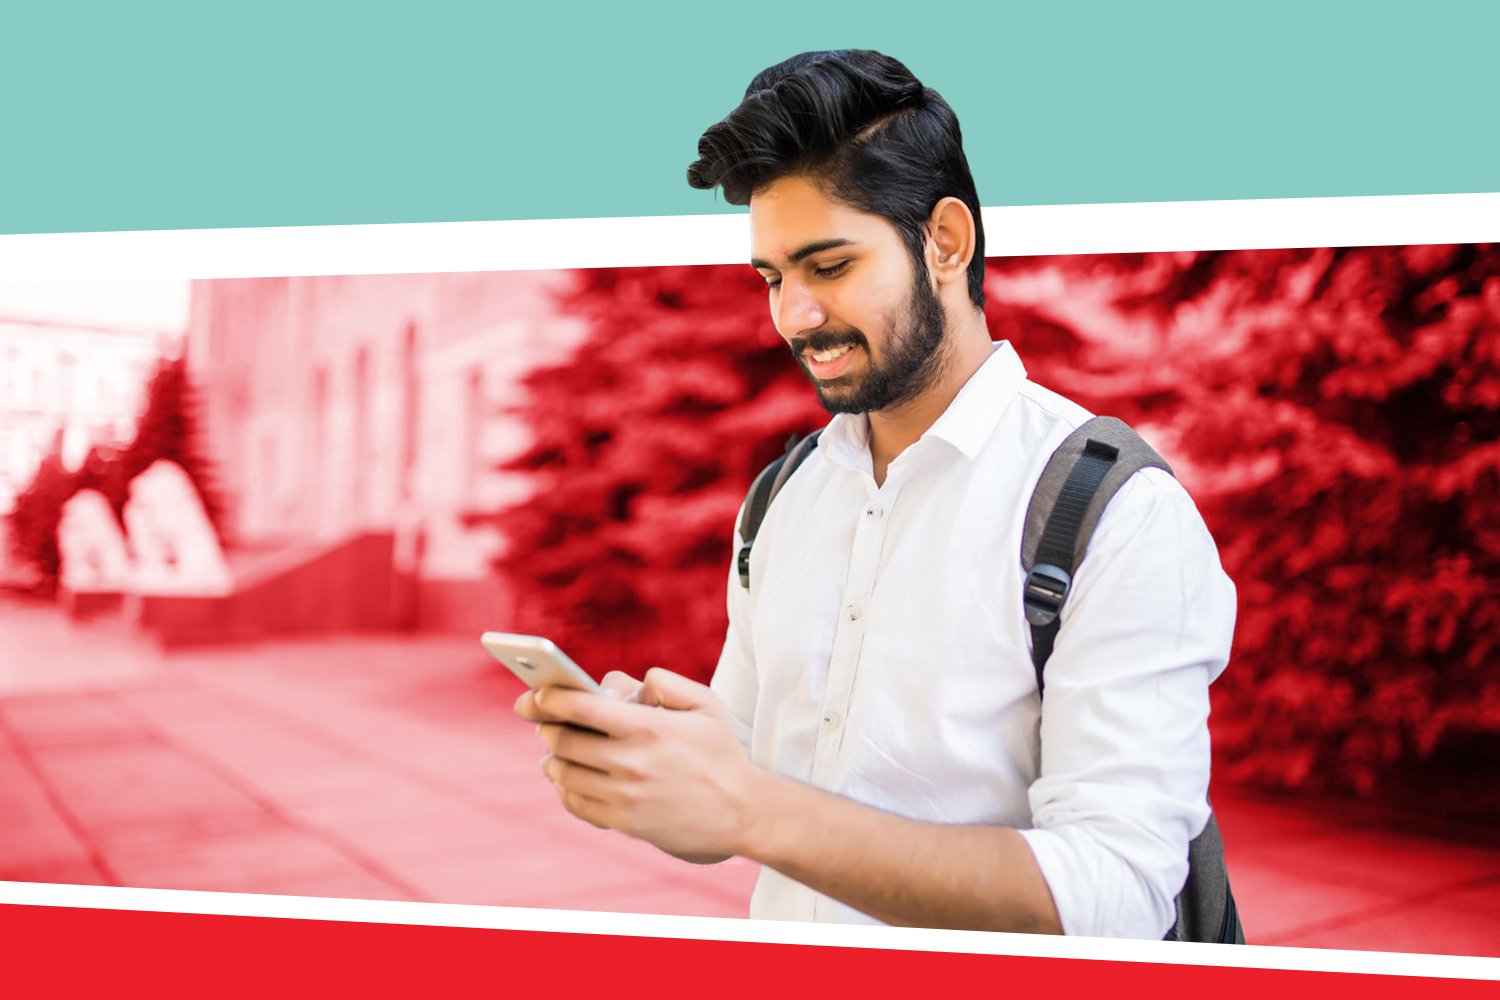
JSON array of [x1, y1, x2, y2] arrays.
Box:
[[1017, 825, 1177, 940]]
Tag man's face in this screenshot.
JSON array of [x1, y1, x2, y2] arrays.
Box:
[[749, 175, 948, 415]]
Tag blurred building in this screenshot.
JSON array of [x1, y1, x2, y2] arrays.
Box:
[[184, 272, 587, 633], [0, 317, 174, 516]]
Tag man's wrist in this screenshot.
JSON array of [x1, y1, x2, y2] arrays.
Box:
[[729, 763, 793, 863]]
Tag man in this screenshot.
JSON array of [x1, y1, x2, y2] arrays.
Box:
[[516, 49, 1235, 939]]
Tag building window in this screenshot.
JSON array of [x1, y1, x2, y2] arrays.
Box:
[[311, 366, 328, 531], [400, 321, 419, 502], [352, 345, 371, 520], [463, 364, 484, 509]]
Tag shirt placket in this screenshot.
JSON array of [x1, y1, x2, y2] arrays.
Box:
[[806, 473, 899, 920]]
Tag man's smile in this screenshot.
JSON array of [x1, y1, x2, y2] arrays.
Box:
[[805, 343, 859, 379]]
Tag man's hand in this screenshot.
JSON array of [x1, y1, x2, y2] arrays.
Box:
[[513, 668, 758, 863], [512, 669, 1062, 931], [514, 670, 642, 721]]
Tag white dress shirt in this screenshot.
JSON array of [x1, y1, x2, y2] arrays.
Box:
[[710, 340, 1236, 939]]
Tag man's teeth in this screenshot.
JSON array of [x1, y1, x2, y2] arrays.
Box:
[[811, 345, 853, 363]]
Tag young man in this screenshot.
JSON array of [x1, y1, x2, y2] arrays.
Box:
[[516, 50, 1236, 939]]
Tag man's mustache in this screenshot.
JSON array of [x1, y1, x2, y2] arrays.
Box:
[[789, 330, 868, 356]]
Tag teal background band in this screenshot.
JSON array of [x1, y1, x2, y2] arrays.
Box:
[[3, 2, 1497, 235]]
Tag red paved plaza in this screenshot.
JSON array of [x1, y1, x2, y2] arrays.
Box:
[[2, 596, 1497, 956]]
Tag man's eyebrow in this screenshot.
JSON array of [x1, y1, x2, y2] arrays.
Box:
[[750, 238, 855, 272]]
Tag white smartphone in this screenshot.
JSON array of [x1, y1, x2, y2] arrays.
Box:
[[480, 631, 602, 694]]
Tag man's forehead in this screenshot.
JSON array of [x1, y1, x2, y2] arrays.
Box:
[[748, 176, 892, 265]]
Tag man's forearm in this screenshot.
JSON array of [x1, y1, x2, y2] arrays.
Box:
[[734, 769, 1063, 934], [521, 677, 1062, 930]]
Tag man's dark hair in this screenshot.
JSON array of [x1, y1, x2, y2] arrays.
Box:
[[687, 49, 986, 309]]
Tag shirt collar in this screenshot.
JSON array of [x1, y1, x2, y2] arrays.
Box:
[[922, 340, 1027, 459], [818, 340, 1027, 469]]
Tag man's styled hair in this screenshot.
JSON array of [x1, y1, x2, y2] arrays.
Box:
[[687, 49, 986, 309]]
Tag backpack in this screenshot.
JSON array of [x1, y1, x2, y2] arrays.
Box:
[[736, 417, 1245, 945]]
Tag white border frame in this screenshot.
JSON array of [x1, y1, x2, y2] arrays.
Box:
[[0, 193, 1496, 280], [2, 194, 1497, 981]]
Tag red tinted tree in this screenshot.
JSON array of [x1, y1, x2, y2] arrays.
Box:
[[4, 354, 227, 593], [113, 355, 227, 537], [992, 246, 1500, 800], [6, 441, 73, 595], [477, 267, 825, 681]]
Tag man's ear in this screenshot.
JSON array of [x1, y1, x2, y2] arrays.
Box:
[[926, 197, 976, 287]]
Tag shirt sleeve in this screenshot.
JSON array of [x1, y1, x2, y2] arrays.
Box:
[[709, 508, 757, 754], [1015, 468, 1236, 940]]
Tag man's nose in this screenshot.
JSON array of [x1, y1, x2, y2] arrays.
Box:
[[774, 278, 828, 339]]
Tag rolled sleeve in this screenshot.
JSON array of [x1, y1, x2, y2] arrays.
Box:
[[1018, 469, 1236, 939]]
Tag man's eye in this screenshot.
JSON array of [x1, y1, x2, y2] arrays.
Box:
[[814, 261, 849, 278], [764, 277, 782, 290]]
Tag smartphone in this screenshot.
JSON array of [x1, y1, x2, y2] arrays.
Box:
[[480, 631, 602, 694]]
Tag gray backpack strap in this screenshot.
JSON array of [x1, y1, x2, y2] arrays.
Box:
[[1021, 416, 1173, 576], [1020, 416, 1244, 945], [1021, 416, 1172, 690], [737, 430, 823, 588]]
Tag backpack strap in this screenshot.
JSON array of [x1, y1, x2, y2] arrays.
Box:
[[1020, 416, 1172, 694], [1021, 417, 1244, 945], [738, 430, 824, 588]]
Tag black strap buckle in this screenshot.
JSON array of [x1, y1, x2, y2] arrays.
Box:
[[738, 544, 752, 588], [1023, 563, 1071, 626]]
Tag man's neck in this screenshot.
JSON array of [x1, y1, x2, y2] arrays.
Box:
[[867, 311, 995, 486]]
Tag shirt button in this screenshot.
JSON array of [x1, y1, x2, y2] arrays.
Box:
[[822, 711, 842, 729], [865, 505, 883, 519], [846, 604, 862, 622]]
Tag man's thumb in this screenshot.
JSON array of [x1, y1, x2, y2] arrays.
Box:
[[599, 670, 642, 701], [639, 667, 713, 712]]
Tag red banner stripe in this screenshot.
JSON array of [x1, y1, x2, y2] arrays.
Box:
[[4, 904, 1495, 998]]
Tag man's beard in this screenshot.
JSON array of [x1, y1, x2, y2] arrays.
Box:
[[788, 263, 949, 415]]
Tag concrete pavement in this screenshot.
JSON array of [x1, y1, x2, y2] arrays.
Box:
[[2, 596, 1497, 955]]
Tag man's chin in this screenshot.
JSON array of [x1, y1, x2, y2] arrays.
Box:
[[813, 380, 867, 415]]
